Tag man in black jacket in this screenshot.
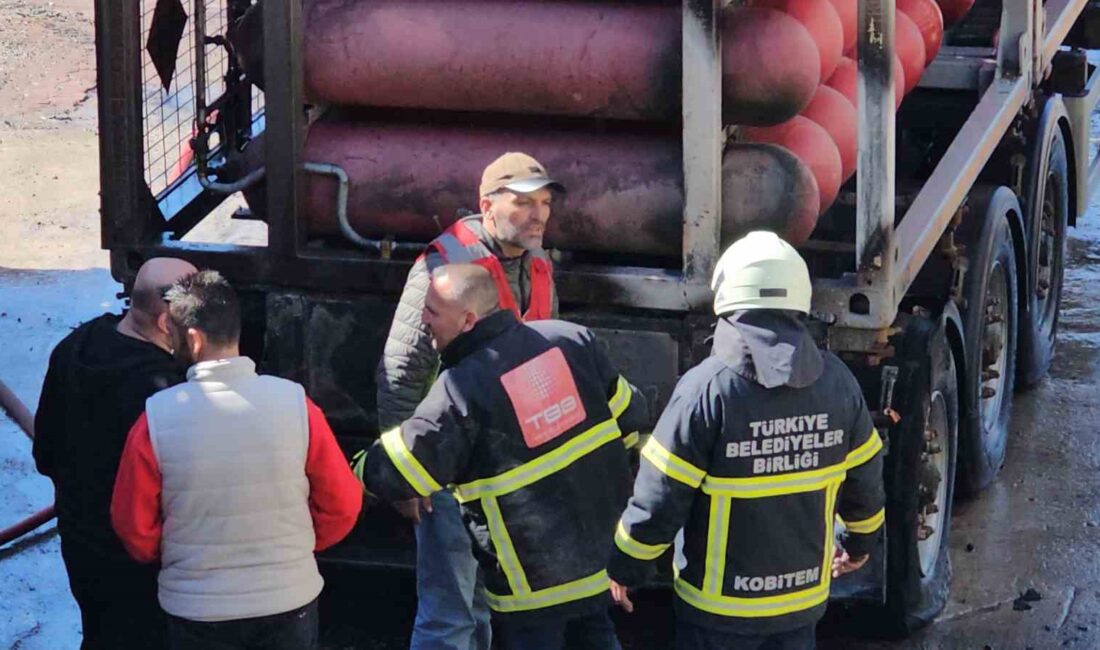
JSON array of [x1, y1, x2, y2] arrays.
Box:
[[34, 257, 196, 649], [608, 232, 885, 650], [357, 263, 648, 649]]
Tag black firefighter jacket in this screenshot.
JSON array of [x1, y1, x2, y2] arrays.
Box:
[[608, 310, 885, 636], [364, 310, 648, 624]]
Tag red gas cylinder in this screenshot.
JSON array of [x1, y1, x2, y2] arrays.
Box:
[[750, 0, 845, 82], [936, 0, 975, 27], [826, 56, 906, 110], [801, 85, 857, 181], [829, 0, 858, 55], [304, 0, 682, 120], [899, 0, 945, 65], [896, 11, 928, 94], [722, 7, 822, 125], [743, 116, 843, 212], [722, 143, 821, 247]]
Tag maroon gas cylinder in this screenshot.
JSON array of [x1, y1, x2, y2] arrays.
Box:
[[303, 0, 820, 126], [243, 119, 828, 256], [287, 119, 685, 256], [304, 0, 681, 121], [721, 143, 821, 247]]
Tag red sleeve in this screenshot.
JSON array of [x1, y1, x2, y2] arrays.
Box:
[[110, 413, 163, 563], [305, 398, 364, 551]]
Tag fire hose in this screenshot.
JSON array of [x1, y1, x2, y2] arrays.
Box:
[[0, 378, 56, 546]]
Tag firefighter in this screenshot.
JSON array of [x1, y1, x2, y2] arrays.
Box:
[[357, 263, 648, 649], [375, 152, 562, 649], [607, 231, 886, 650]]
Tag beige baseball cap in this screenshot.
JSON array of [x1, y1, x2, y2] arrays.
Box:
[[479, 152, 565, 197]]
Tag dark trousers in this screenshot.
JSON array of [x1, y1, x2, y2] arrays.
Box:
[[166, 598, 319, 650], [497, 609, 622, 650], [60, 541, 165, 650], [676, 621, 816, 650]]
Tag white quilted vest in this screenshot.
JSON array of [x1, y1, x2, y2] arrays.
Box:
[[146, 356, 323, 622]]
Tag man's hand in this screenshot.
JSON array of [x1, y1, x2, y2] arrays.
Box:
[[610, 580, 634, 613], [832, 549, 870, 577], [394, 496, 433, 524]]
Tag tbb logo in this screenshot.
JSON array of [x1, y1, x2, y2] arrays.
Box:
[[501, 348, 587, 448]]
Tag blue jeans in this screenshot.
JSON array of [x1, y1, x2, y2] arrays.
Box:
[[412, 490, 492, 650], [496, 609, 622, 650], [166, 598, 318, 650]]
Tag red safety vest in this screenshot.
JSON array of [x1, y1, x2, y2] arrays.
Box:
[[423, 219, 554, 321]]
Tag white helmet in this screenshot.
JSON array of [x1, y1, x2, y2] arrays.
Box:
[[711, 231, 812, 315]]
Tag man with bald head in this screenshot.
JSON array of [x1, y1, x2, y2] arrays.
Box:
[[34, 257, 197, 649], [357, 264, 649, 649]]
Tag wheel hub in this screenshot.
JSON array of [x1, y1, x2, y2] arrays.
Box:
[[979, 263, 1009, 435], [917, 391, 949, 576]]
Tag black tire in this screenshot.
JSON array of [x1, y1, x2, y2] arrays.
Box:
[[884, 317, 959, 634], [1018, 126, 1069, 388], [957, 189, 1020, 495]]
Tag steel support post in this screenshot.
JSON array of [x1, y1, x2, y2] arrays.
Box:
[[681, 0, 723, 287], [263, 0, 306, 259], [998, 0, 1037, 84], [856, 0, 897, 278], [95, 0, 150, 249]]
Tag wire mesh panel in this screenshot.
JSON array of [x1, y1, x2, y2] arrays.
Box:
[[140, 0, 263, 199]]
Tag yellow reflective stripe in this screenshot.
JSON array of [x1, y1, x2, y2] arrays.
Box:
[[846, 429, 883, 468], [622, 431, 640, 450], [483, 496, 530, 595], [822, 481, 841, 591], [641, 438, 706, 488], [843, 508, 886, 534], [485, 570, 609, 613], [453, 420, 620, 503], [609, 375, 631, 418], [674, 577, 829, 618], [702, 464, 847, 499], [703, 495, 732, 595], [614, 522, 669, 561], [379, 428, 443, 497]]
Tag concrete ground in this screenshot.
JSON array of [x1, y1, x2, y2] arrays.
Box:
[[2, 1, 1100, 649]]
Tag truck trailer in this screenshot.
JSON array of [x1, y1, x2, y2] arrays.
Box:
[[95, 0, 1100, 633]]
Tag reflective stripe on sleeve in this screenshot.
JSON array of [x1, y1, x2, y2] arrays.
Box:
[[641, 437, 706, 488], [622, 431, 640, 450], [609, 376, 631, 418], [379, 428, 443, 497], [614, 522, 669, 561], [842, 508, 886, 534], [846, 429, 883, 468]]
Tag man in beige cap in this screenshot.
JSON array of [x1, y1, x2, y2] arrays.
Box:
[[376, 153, 564, 650]]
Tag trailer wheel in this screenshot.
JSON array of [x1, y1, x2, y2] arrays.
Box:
[[1018, 126, 1069, 388], [884, 317, 959, 634], [957, 189, 1020, 495]]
